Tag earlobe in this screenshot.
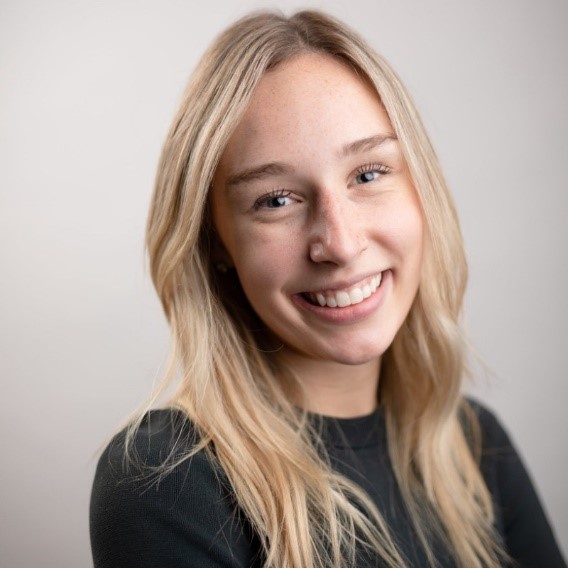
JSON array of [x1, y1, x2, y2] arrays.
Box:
[[215, 261, 230, 274], [211, 230, 234, 273]]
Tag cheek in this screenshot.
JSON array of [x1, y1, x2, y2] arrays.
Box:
[[229, 224, 304, 293], [401, 204, 424, 260], [374, 194, 424, 263]]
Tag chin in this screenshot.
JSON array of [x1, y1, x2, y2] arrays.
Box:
[[316, 338, 392, 366], [328, 352, 383, 367]]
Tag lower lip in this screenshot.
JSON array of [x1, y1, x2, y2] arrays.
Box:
[[292, 270, 391, 325]]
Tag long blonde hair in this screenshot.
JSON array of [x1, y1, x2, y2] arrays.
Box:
[[140, 10, 504, 567]]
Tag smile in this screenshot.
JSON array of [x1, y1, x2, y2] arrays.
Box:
[[302, 272, 383, 308]]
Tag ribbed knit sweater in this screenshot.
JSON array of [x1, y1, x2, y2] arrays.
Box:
[[90, 401, 566, 567]]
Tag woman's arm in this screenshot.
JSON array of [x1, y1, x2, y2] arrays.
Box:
[[90, 410, 262, 568], [472, 401, 567, 567]]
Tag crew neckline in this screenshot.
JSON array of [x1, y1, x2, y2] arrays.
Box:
[[310, 406, 385, 450], [155, 406, 386, 451]]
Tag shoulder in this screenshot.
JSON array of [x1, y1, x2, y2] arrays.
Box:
[[462, 398, 567, 566], [90, 409, 261, 567], [460, 397, 522, 490], [96, 408, 203, 474], [92, 408, 219, 502], [461, 397, 512, 450]]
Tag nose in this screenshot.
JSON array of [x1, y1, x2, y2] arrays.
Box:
[[308, 193, 368, 265]]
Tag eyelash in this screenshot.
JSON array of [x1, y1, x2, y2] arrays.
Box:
[[253, 189, 293, 210], [252, 163, 392, 210], [354, 163, 392, 183]]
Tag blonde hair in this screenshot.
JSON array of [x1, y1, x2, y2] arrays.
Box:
[[140, 10, 504, 568]]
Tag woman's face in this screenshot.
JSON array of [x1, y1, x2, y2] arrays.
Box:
[[211, 53, 423, 369]]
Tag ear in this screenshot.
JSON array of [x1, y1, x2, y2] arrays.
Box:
[[211, 230, 234, 273]]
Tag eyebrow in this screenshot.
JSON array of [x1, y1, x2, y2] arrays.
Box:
[[225, 162, 294, 188], [340, 133, 398, 157], [225, 133, 398, 188]]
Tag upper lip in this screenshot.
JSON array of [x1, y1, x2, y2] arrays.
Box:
[[299, 270, 384, 295]]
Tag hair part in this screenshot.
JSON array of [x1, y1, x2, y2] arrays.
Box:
[[141, 9, 506, 567]]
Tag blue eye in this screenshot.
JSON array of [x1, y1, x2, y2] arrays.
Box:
[[254, 190, 294, 210], [266, 195, 291, 208], [356, 171, 378, 183], [355, 164, 390, 184]]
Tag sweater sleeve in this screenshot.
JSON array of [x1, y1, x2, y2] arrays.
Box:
[[90, 410, 262, 568], [471, 401, 567, 567]]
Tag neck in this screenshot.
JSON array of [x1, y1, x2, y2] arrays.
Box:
[[279, 351, 381, 418]]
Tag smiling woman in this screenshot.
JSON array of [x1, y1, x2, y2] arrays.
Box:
[[90, 9, 566, 568], [211, 53, 423, 394]]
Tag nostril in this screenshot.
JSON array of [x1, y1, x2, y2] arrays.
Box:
[[309, 242, 325, 261]]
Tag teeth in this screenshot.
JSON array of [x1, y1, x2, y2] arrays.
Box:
[[349, 288, 364, 304], [336, 291, 350, 308], [306, 272, 384, 308]]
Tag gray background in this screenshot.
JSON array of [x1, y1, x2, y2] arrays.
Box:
[[1, 0, 566, 566]]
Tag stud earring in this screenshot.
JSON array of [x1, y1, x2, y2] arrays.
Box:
[[215, 262, 229, 273]]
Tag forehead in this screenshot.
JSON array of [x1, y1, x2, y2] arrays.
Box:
[[218, 53, 393, 171], [251, 53, 374, 111]]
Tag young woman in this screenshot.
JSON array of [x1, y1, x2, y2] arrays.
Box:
[[90, 10, 566, 568]]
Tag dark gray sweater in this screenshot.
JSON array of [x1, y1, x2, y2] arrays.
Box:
[[90, 401, 566, 567]]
